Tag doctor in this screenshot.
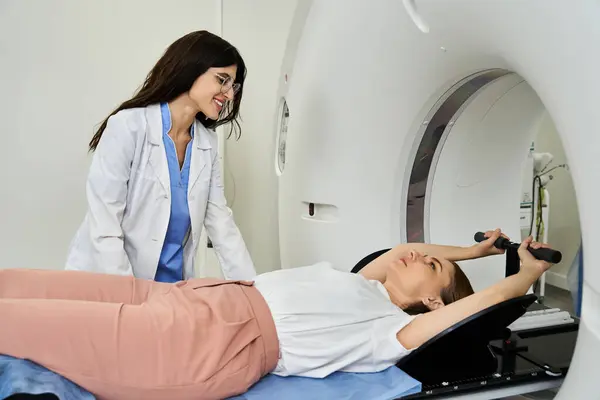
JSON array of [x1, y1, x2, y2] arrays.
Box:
[[66, 30, 256, 282]]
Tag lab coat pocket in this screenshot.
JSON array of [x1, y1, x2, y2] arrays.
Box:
[[132, 153, 169, 200], [127, 171, 168, 223]]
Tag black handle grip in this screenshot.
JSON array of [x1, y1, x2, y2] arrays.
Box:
[[474, 232, 562, 264]]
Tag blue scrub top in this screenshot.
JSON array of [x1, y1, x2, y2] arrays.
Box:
[[154, 102, 194, 283]]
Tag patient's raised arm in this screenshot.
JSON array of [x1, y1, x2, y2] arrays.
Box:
[[360, 229, 508, 283], [396, 236, 552, 350]]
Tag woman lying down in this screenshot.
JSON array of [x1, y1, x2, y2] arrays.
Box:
[[0, 229, 553, 400]]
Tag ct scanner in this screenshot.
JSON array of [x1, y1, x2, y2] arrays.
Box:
[[274, 1, 599, 399]]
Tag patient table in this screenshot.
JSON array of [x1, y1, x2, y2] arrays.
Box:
[[1, 236, 577, 400], [1, 296, 576, 400]]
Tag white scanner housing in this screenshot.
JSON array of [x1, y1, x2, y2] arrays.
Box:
[[275, 1, 600, 398]]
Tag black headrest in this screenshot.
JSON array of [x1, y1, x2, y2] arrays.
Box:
[[350, 248, 392, 274]]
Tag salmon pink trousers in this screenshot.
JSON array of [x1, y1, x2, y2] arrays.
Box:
[[0, 268, 280, 400]]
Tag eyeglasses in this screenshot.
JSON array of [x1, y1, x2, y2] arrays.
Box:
[[215, 73, 241, 95]]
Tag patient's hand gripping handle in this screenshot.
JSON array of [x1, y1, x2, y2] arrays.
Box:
[[474, 232, 562, 264]]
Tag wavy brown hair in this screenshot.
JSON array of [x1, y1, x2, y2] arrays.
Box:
[[88, 30, 246, 152]]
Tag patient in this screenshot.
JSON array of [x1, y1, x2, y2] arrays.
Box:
[[0, 229, 553, 400]]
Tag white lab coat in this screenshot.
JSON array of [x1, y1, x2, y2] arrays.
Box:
[[65, 104, 256, 281]]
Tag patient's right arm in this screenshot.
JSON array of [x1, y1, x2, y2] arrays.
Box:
[[396, 236, 552, 350], [360, 229, 508, 283]]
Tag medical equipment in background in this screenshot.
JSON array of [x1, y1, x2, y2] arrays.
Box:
[[520, 142, 535, 207], [520, 149, 569, 303], [274, 0, 599, 398]]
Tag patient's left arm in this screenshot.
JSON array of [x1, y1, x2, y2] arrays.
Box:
[[360, 229, 507, 283], [396, 236, 552, 350]]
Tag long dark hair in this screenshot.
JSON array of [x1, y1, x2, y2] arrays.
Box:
[[88, 30, 247, 152]]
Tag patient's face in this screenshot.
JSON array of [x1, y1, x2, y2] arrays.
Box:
[[383, 250, 455, 311]]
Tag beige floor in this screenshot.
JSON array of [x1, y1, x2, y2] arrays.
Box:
[[539, 284, 576, 316]]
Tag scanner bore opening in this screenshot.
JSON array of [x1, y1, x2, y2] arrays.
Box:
[[406, 69, 510, 243], [403, 68, 581, 397]]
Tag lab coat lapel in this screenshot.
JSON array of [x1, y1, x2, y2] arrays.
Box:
[[145, 104, 170, 197], [188, 120, 211, 193]]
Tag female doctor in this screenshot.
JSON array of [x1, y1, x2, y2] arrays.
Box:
[[65, 30, 256, 282]]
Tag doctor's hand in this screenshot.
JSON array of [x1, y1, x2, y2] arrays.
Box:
[[471, 228, 510, 258], [518, 236, 553, 277]]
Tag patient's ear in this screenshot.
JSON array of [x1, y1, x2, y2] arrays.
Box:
[[422, 296, 444, 311]]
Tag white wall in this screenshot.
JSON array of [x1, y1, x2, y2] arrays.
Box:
[[2, 0, 577, 285], [216, 0, 298, 274], [533, 112, 582, 289], [0, 0, 219, 269]]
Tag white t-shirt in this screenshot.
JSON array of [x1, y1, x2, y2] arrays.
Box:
[[253, 262, 416, 378]]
